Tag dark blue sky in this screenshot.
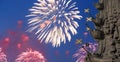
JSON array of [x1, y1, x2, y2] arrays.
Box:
[[0, 0, 98, 62]]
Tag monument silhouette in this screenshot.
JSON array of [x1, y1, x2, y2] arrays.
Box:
[[86, 0, 120, 62]]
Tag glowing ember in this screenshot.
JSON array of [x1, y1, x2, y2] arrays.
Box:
[[4, 37, 10, 43], [18, 20, 23, 25], [55, 50, 59, 56], [21, 34, 29, 42], [17, 20, 23, 28], [8, 30, 17, 36], [84, 32, 88, 36], [17, 43, 22, 49], [65, 50, 70, 56]]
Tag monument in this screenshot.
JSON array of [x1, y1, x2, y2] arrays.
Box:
[[86, 0, 120, 62]]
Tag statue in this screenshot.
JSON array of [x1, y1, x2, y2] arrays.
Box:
[[86, 0, 120, 62]]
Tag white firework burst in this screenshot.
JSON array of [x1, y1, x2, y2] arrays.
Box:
[[15, 49, 46, 62], [26, 0, 82, 47], [0, 48, 8, 62]]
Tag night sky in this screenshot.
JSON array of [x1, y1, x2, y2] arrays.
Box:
[[0, 0, 98, 62]]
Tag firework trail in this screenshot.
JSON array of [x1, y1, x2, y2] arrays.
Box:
[[26, 0, 82, 47], [15, 48, 46, 62], [0, 48, 8, 62], [73, 43, 98, 62]]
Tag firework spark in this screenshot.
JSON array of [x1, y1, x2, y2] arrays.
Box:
[[26, 0, 82, 47], [15, 48, 46, 62], [0, 48, 8, 62], [73, 43, 98, 62]]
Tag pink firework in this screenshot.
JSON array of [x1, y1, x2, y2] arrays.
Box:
[[15, 48, 46, 62], [73, 43, 98, 62], [0, 48, 8, 62]]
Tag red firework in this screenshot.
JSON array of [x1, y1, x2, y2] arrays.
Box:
[[17, 20, 23, 28]]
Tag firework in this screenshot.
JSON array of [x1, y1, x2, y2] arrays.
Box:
[[26, 0, 82, 47], [15, 49, 46, 62], [73, 43, 98, 62], [0, 48, 8, 62]]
